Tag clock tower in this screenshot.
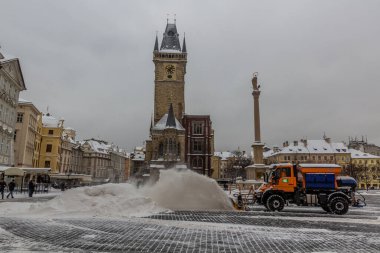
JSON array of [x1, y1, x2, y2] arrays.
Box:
[[153, 21, 187, 124], [143, 19, 214, 179]]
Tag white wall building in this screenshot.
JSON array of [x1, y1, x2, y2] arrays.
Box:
[[0, 49, 26, 166]]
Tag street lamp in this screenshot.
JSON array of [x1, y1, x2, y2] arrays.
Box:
[[364, 160, 368, 191]]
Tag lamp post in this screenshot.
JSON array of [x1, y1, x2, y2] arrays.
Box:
[[364, 160, 368, 191]]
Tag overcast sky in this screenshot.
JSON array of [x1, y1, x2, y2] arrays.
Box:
[[1, 0, 379, 153]]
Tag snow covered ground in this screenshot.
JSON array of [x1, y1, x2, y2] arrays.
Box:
[[0, 170, 379, 252]]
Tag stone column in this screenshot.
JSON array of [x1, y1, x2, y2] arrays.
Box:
[[246, 73, 267, 180], [251, 73, 264, 165]]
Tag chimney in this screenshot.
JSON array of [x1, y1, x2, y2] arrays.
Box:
[[301, 139, 307, 146], [325, 137, 331, 143], [294, 140, 298, 146], [273, 146, 280, 153]]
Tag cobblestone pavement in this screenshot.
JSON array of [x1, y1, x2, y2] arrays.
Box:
[[0, 194, 379, 252]]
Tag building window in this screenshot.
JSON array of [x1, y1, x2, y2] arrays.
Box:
[[16, 113, 24, 123], [44, 160, 51, 168], [13, 130, 17, 142], [48, 130, 54, 135], [193, 140, 203, 153], [192, 122, 204, 135], [46, 144, 52, 153], [192, 157, 203, 168]]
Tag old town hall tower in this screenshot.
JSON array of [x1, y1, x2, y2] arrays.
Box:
[[153, 22, 187, 123], [145, 20, 214, 178]]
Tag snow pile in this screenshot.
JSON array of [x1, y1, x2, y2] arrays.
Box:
[[29, 183, 167, 218], [26, 168, 232, 218], [146, 169, 233, 211]]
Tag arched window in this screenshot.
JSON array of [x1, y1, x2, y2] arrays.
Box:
[[192, 157, 203, 168], [169, 139, 173, 154], [158, 142, 164, 157]]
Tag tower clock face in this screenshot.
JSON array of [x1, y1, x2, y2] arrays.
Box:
[[165, 64, 176, 79]]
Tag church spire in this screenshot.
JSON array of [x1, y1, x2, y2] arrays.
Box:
[[154, 34, 159, 52], [182, 34, 187, 53], [160, 22, 181, 51], [166, 103, 176, 128]]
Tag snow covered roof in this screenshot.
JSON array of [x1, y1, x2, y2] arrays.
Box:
[[152, 113, 185, 131], [62, 135, 76, 144], [266, 139, 349, 157], [280, 143, 309, 154], [18, 98, 31, 104], [214, 151, 235, 160], [306, 140, 334, 153], [331, 142, 349, 153], [263, 149, 274, 159], [132, 152, 145, 161], [84, 139, 111, 154], [349, 149, 380, 159], [42, 114, 61, 128]]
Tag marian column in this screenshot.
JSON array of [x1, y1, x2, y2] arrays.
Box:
[[252, 73, 264, 164], [246, 73, 267, 180]]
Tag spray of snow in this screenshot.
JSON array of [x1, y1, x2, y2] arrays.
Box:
[[145, 169, 233, 211], [8, 168, 233, 218]]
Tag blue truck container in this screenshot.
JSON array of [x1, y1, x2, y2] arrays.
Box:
[[305, 173, 335, 189]]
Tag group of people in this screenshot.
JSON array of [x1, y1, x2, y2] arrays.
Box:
[[0, 179, 16, 199], [0, 178, 36, 199]]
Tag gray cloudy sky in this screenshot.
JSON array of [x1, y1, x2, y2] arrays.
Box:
[[1, 0, 380, 153]]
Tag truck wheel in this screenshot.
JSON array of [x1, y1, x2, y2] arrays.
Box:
[[266, 194, 285, 212], [328, 197, 349, 215]]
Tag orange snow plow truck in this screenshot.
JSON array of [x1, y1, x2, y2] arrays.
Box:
[[254, 163, 357, 215]]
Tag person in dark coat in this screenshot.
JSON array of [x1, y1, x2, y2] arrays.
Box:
[[28, 180, 35, 197], [7, 179, 16, 199], [0, 179, 6, 199]]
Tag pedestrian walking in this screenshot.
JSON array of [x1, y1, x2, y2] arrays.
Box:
[[0, 179, 7, 200], [28, 180, 35, 197], [7, 179, 16, 199]]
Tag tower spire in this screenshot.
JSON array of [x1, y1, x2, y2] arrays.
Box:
[[166, 103, 176, 128], [160, 16, 181, 51], [154, 33, 159, 52], [182, 33, 187, 53]]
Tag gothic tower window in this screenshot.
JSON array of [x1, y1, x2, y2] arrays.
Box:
[[192, 157, 203, 168], [158, 142, 164, 157]]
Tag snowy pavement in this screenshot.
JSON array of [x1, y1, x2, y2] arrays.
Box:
[[0, 172, 379, 253], [0, 195, 379, 252]]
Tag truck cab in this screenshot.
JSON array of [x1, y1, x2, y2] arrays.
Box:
[[255, 163, 357, 215]]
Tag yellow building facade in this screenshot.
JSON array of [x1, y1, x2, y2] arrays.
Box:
[[14, 99, 40, 167], [38, 114, 64, 173], [350, 149, 380, 189]]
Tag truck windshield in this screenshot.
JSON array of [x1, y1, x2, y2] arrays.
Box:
[[267, 168, 281, 184]]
